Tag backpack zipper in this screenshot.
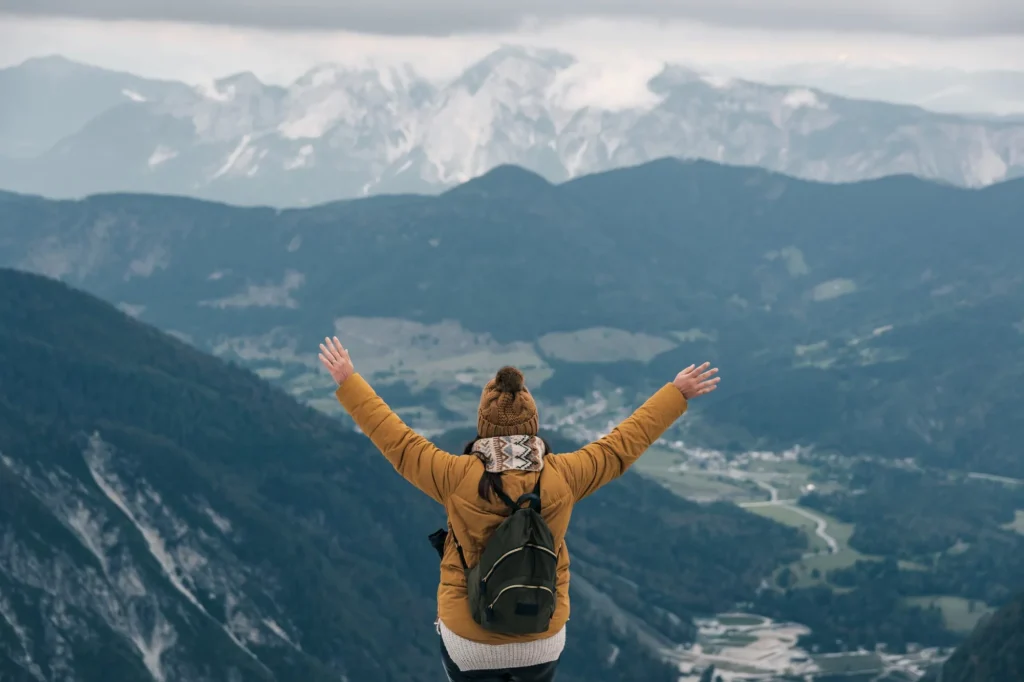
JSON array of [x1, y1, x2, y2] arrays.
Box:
[[481, 543, 558, 584], [487, 584, 555, 611]]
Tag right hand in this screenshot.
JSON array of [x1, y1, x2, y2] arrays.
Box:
[[673, 362, 720, 400], [318, 336, 355, 386]]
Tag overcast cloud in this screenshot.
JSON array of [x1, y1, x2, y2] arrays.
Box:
[[4, 0, 1024, 37], [3, 14, 1023, 93]]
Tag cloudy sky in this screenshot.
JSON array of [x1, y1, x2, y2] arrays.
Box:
[[2, 0, 1023, 85]]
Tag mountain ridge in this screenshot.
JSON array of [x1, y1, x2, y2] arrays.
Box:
[[2, 156, 1020, 214], [2, 51, 1022, 206], [2, 159, 1022, 482]]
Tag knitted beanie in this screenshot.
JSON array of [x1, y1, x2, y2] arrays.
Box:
[[477, 366, 539, 438]]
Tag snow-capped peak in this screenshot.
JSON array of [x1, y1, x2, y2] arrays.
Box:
[[451, 45, 575, 97], [193, 72, 267, 103], [6, 45, 1021, 206], [205, 72, 267, 101], [295, 62, 427, 95], [648, 64, 707, 92], [546, 59, 666, 112], [277, 62, 431, 141]]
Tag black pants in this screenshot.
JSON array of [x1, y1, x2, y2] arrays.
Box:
[[440, 637, 558, 682]]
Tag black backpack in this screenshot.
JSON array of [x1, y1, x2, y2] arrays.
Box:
[[428, 478, 559, 635]]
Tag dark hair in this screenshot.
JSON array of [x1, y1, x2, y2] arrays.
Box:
[[464, 436, 551, 502]]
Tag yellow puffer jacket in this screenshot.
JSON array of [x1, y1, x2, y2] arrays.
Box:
[[335, 373, 688, 645]]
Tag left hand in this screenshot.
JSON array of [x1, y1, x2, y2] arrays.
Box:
[[673, 362, 719, 400], [318, 336, 355, 386]]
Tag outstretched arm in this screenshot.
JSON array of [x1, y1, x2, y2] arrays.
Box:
[[551, 363, 719, 502], [320, 336, 462, 504]]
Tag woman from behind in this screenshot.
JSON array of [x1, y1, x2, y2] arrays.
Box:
[[318, 336, 719, 682]]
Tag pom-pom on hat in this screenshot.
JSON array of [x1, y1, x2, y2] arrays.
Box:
[[477, 366, 539, 438]]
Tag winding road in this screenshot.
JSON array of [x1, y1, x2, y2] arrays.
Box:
[[737, 476, 839, 554], [783, 503, 839, 554]]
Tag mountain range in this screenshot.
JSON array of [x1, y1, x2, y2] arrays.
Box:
[[1, 51, 1023, 207], [0, 266, 803, 682], [750, 64, 1024, 118], [1, 158, 1022, 479]]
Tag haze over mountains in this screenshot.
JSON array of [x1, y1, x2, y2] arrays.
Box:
[[2, 158, 1022, 478], [4, 40, 1024, 680], [1, 51, 1023, 207], [2, 158, 1022, 680], [750, 63, 1024, 118]]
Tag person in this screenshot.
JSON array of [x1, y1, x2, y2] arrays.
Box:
[[318, 336, 720, 682]]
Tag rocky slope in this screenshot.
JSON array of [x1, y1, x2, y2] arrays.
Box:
[[0, 267, 803, 682], [927, 591, 1024, 682]]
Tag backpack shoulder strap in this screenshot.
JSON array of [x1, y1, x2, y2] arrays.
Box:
[[495, 475, 542, 513], [514, 476, 542, 513], [448, 522, 469, 569], [494, 486, 520, 513]]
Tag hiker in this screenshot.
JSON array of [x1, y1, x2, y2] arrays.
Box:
[[318, 336, 719, 682]]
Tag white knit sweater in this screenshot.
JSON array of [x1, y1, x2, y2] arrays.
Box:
[[437, 619, 566, 672]]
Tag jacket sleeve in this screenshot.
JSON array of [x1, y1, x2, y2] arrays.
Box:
[[334, 373, 461, 505], [552, 384, 688, 502]]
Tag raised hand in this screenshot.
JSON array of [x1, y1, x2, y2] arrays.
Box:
[[318, 336, 355, 386], [673, 362, 720, 400]]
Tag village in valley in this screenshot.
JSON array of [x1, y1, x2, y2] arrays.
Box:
[[544, 393, 960, 681], [670, 611, 948, 681]]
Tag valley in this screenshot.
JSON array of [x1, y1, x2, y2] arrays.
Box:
[[2, 158, 1022, 681], [221, 328, 1019, 678], [672, 612, 948, 681], [0, 267, 805, 682], [539, 393, 1014, 680]]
